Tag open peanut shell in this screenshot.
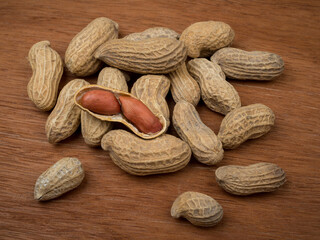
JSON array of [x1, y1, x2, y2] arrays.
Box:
[[74, 85, 167, 139]]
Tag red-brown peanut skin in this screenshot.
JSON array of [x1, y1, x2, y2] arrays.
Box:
[[81, 90, 121, 115], [119, 96, 163, 134]]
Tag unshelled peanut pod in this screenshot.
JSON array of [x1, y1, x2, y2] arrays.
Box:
[[173, 100, 223, 165], [188, 58, 241, 115], [218, 103, 275, 149], [94, 37, 187, 74], [75, 85, 167, 139], [168, 62, 200, 106], [27, 41, 63, 111], [180, 21, 234, 58], [215, 162, 286, 195], [131, 75, 170, 129], [101, 130, 191, 176], [46, 79, 89, 143], [123, 27, 179, 41], [211, 47, 284, 80], [65, 17, 118, 76], [34, 157, 84, 201], [81, 67, 128, 146], [171, 191, 223, 227]]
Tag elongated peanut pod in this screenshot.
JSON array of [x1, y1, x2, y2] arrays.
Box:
[[94, 37, 187, 74], [65, 17, 119, 76], [168, 62, 200, 106], [215, 162, 286, 195], [101, 130, 191, 176], [211, 47, 284, 80], [119, 96, 163, 134], [34, 157, 84, 201], [27, 41, 63, 111], [46, 79, 89, 143], [173, 100, 223, 165], [188, 58, 241, 115]]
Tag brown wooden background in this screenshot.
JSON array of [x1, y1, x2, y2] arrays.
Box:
[[0, 0, 319, 239]]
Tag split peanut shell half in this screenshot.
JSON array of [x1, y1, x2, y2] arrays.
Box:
[[74, 85, 167, 139]]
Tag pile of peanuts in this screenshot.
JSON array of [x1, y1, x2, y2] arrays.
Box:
[[30, 18, 286, 227]]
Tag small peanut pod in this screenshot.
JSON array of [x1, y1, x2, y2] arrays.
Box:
[[168, 62, 200, 106], [180, 21, 234, 58], [94, 37, 187, 74], [188, 58, 241, 115], [218, 103, 275, 149], [215, 162, 286, 195], [131, 75, 170, 128], [211, 47, 284, 81], [27, 41, 63, 111], [65, 17, 119, 77], [46, 79, 89, 143], [171, 191, 223, 227], [101, 130, 191, 176], [81, 67, 128, 146], [34, 157, 85, 201], [173, 100, 223, 165], [123, 27, 179, 41], [75, 85, 167, 139]]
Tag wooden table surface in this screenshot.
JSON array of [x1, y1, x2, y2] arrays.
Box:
[[0, 0, 319, 239]]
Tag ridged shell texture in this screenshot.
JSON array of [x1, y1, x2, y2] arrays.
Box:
[[173, 100, 224, 165], [180, 21, 234, 58], [218, 103, 275, 149], [215, 162, 286, 195], [45, 79, 89, 143], [211, 47, 284, 80], [168, 62, 200, 106], [171, 191, 223, 227], [65, 17, 119, 76], [101, 130, 191, 176], [123, 27, 179, 41], [188, 58, 241, 115], [34, 157, 84, 201], [95, 37, 187, 74], [27, 40, 63, 111]]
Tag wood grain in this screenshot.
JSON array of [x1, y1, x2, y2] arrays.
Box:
[[0, 0, 319, 239]]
